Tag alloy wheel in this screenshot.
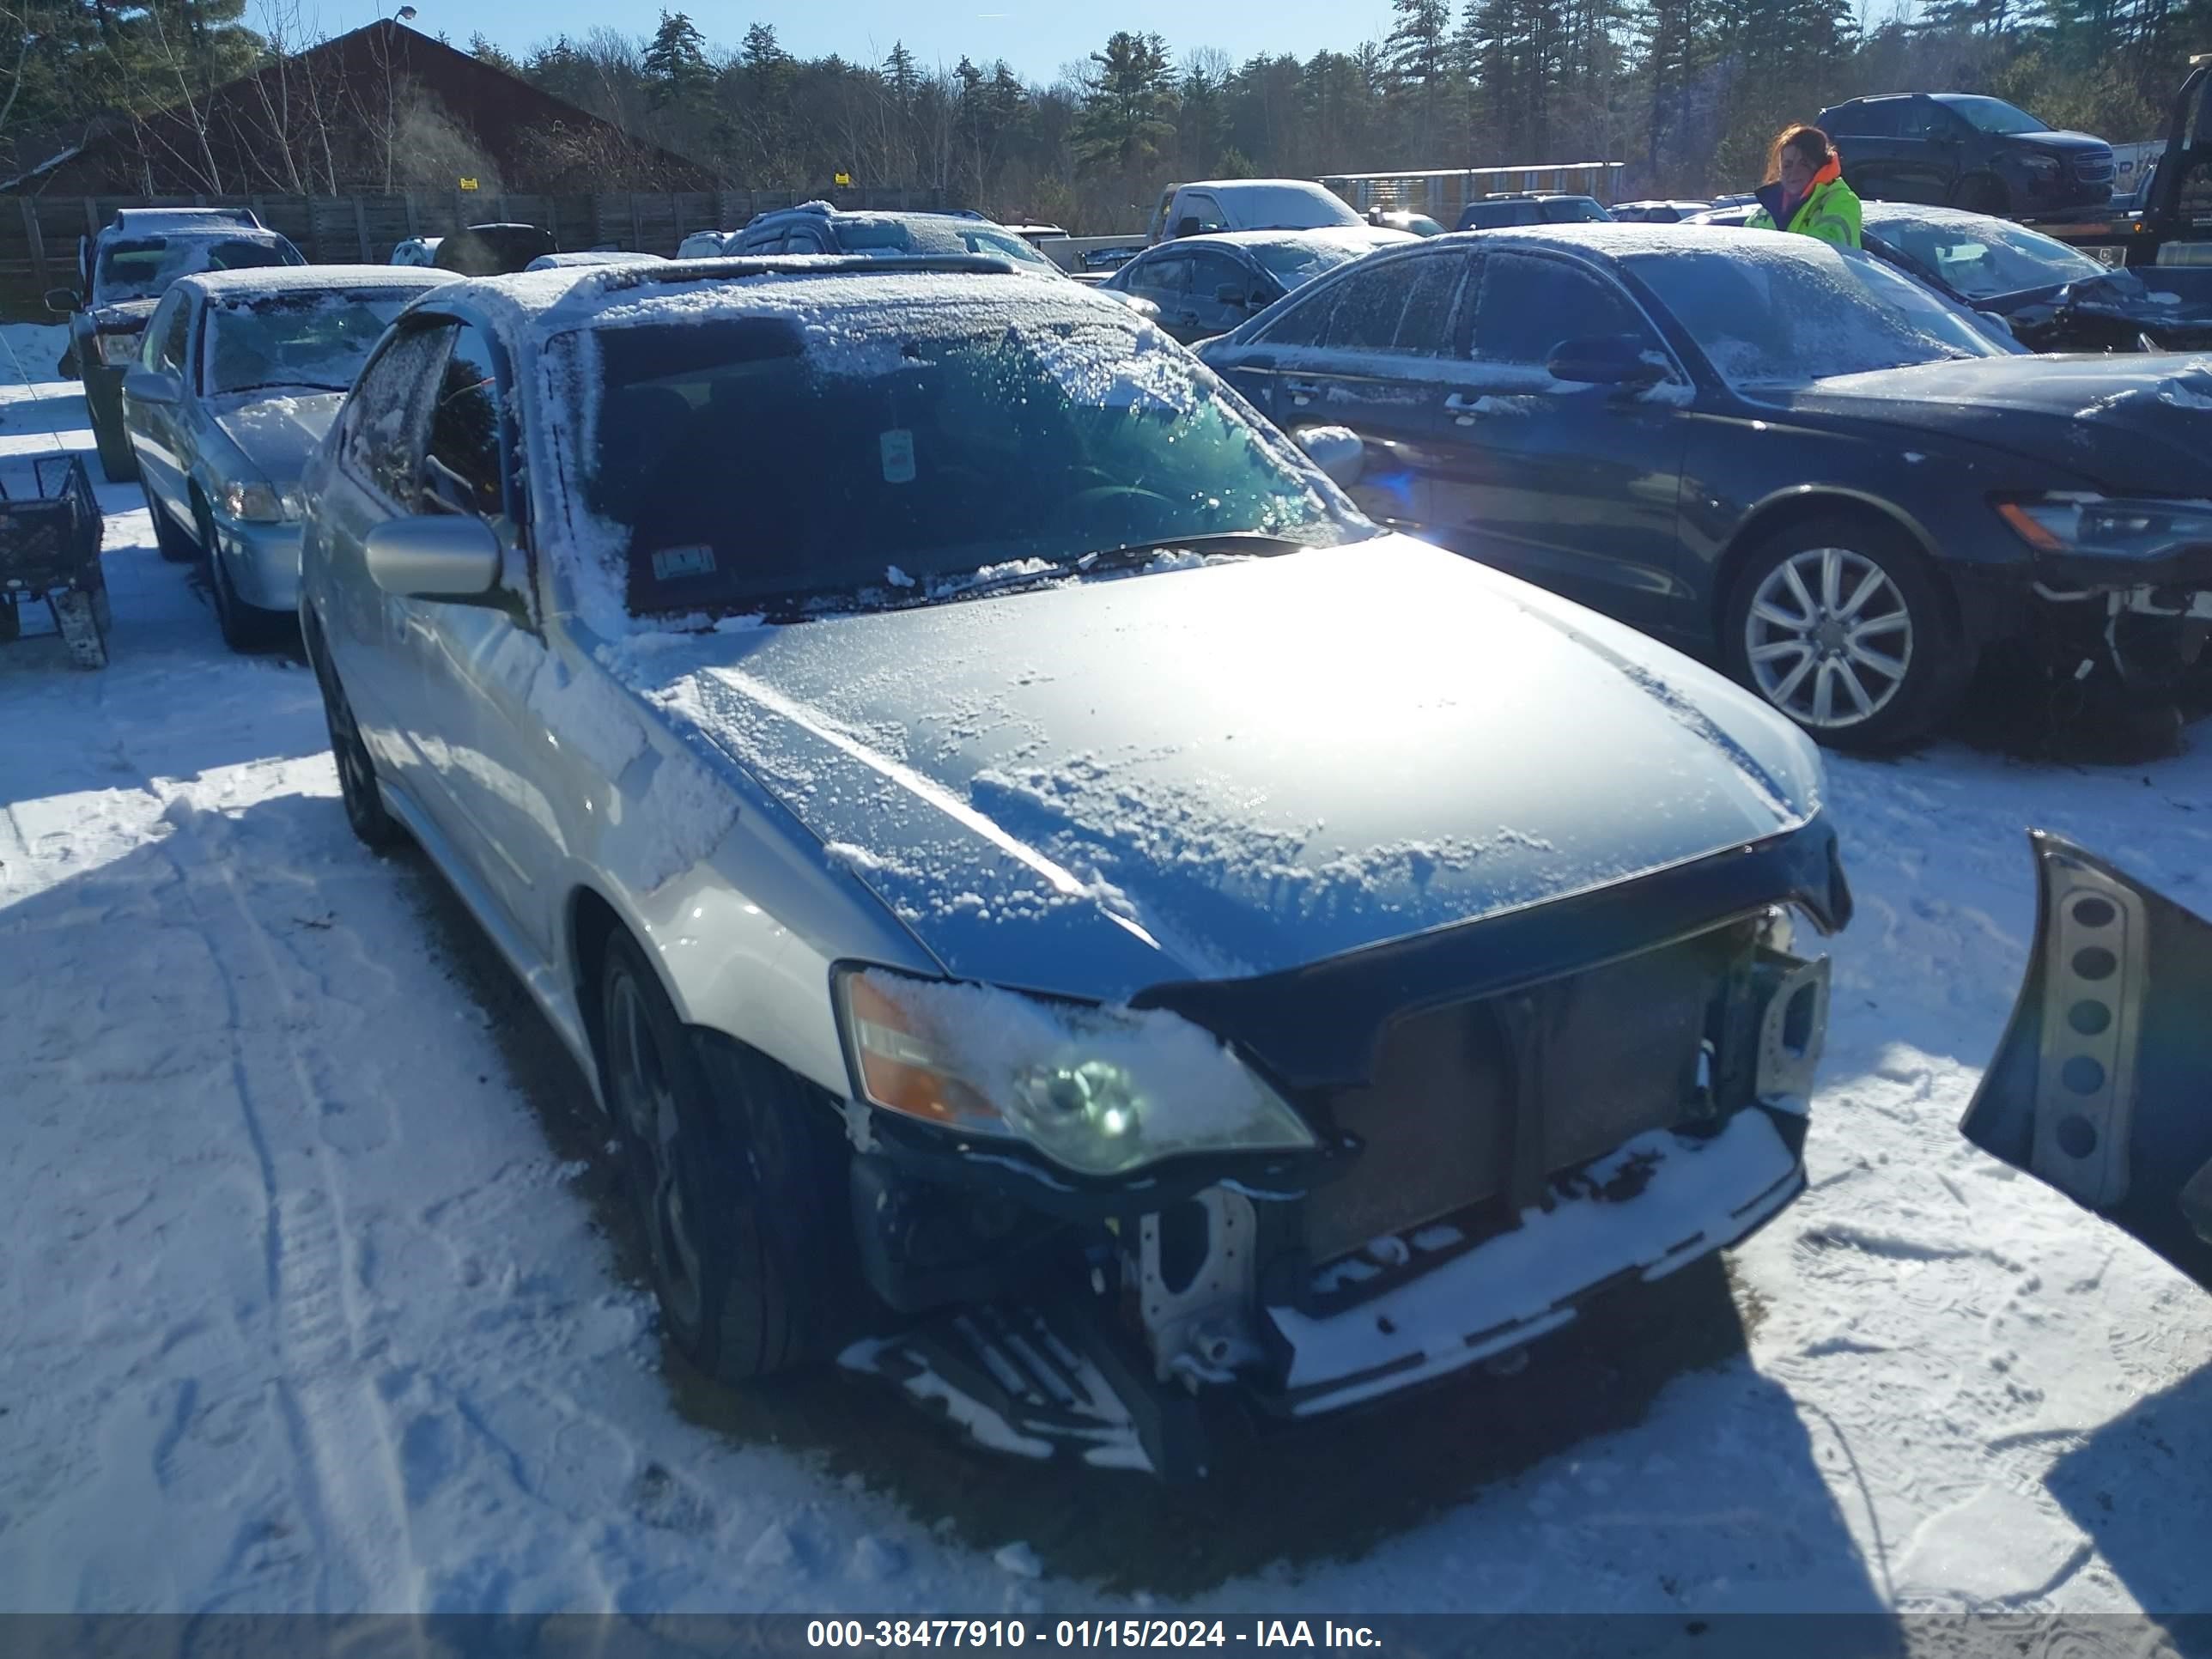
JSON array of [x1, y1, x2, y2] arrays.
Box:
[[607, 969, 707, 1333], [1744, 545, 1915, 729]]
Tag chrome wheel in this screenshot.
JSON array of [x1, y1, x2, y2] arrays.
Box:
[[1744, 545, 1914, 729], [607, 969, 706, 1333]]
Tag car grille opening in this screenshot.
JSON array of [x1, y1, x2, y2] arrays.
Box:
[[1299, 923, 1747, 1270], [2077, 155, 2116, 183]]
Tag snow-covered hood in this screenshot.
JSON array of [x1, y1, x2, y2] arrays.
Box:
[[652, 536, 1826, 1000], [1762, 355, 2212, 493], [88, 297, 159, 332], [212, 392, 343, 483]]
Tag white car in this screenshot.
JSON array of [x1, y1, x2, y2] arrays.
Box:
[[524, 251, 667, 270], [676, 230, 738, 259], [390, 236, 443, 267]]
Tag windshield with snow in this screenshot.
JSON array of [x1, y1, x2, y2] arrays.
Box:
[[94, 236, 296, 305], [1625, 245, 2015, 388], [1935, 95, 2049, 136], [1869, 216, 2105, 301], [1247, 237, 1376, 288], [204, 290, 423, 395], [553, 299, 1356, 618], [835, 219, 1058, 270]]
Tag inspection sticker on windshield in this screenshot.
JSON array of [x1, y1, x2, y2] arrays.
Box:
[[650, 544, 717, 580], [880, 428, 917, 484]]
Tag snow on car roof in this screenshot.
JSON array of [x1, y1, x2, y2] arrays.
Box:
[[179, 264, 460, 299], [1176, 228, 1418, 252], [1857, 202, 2019, 230], [1455, 222, 1850, 264], [447, 258, 1106, 343]]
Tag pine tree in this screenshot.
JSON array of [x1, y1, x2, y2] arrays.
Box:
[[1386, 0, 1459, 154], [641, 11, 711, 110], [1072, 29, 1178, 175]]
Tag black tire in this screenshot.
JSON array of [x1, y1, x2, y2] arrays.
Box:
[[310, 636, 401, 851], [1722, 515, 1967, 751], [86, 370, 139, 484], [143, 484, 198, 564], [597, 931, 862, 1383], [1954, 175, 2008, 216], [197, 496, 273, 653]]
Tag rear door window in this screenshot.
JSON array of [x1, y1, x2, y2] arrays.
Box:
[[1322, 253, 1467, 354]]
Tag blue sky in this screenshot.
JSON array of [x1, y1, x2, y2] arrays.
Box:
[[391, 0, 1401, 82]]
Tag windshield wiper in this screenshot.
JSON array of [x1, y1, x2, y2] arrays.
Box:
[[218, 380, 349, 396], [939, 531, 1314, 603]]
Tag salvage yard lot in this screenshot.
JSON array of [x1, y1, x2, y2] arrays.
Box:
[[3, 327, 2209, 1617]]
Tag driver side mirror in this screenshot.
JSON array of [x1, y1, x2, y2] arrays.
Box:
[[123, 368, 180, 407], [365, 514, 501, 601], [1215, 283, 1255, 308], [46, 287, 80, 314], [1174, 216, 1204, 240], [1547, 334, 1665, 387], [1294, 425, 1366, 488]]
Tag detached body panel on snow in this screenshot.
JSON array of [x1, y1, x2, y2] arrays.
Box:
[[1963, 833, 2212, 1291]]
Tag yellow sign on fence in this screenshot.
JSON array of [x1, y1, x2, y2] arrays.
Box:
[[459, 177, 480, 191], [834, 172, 852, 187]]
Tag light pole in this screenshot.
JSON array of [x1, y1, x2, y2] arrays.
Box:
[[379, 3, 418, 193]]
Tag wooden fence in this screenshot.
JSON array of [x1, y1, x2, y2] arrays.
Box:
[[1, 185, 954, 315]]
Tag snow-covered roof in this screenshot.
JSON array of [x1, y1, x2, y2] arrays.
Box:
[[1459, 222, 1849, 264], [1176, 227, 1418, 252], [179, 264, 461, 301], [524, 251, 669, 270], [451, 258, 1080, 343]]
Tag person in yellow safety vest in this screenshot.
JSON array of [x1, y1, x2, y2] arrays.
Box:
[[1747, 125, 1863, 250]]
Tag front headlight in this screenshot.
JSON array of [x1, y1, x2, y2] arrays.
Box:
[[834, 966, 1317, 1179], [1998, 495, 2212, 561], [219, 481, 305, 523], [98, 331, 143, 365]]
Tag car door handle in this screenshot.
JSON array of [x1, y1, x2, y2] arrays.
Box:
[[1443, 392, 1491, 423], [1285, 379, 1322, 406]]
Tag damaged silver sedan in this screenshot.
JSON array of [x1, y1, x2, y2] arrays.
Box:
[[300, 255, 1855, 1479]]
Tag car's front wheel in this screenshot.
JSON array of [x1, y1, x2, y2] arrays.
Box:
[[598, 931, 862, 1383], [1723, 518, 1965, 750], [142, 484, 197, 564]]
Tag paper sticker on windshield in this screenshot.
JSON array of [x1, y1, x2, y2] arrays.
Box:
[[651, 544, 716, 580], [880, 428, 917, 484]]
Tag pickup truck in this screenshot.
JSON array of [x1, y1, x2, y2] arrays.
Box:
[[2029, 53, 2209, 268]]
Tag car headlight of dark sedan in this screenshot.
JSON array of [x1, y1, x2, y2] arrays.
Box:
[[1999, 495, 2212, 561], [97, 331, 143, 365], [834, 965, 1317, 1178]]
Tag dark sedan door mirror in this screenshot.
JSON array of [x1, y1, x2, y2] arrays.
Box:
[[123, 368, 180, 407], [1294, 425, 1366, 488], [1215, 283, 1251, 307], [365, 514, 501, 600], [45, 287, 80, 314], [1174, 216, 1204, 240], [1547, 334, 1664, 386]]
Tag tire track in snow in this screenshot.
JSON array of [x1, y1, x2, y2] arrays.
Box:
[[148, 783, 423, 1610]]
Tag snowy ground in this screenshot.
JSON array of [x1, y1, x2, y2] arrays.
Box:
[[3, 322, 2209, 1618]]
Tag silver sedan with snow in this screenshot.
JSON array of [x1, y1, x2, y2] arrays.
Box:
[[297, 253, 1850, 1478], [121, 264, 455, 648]]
